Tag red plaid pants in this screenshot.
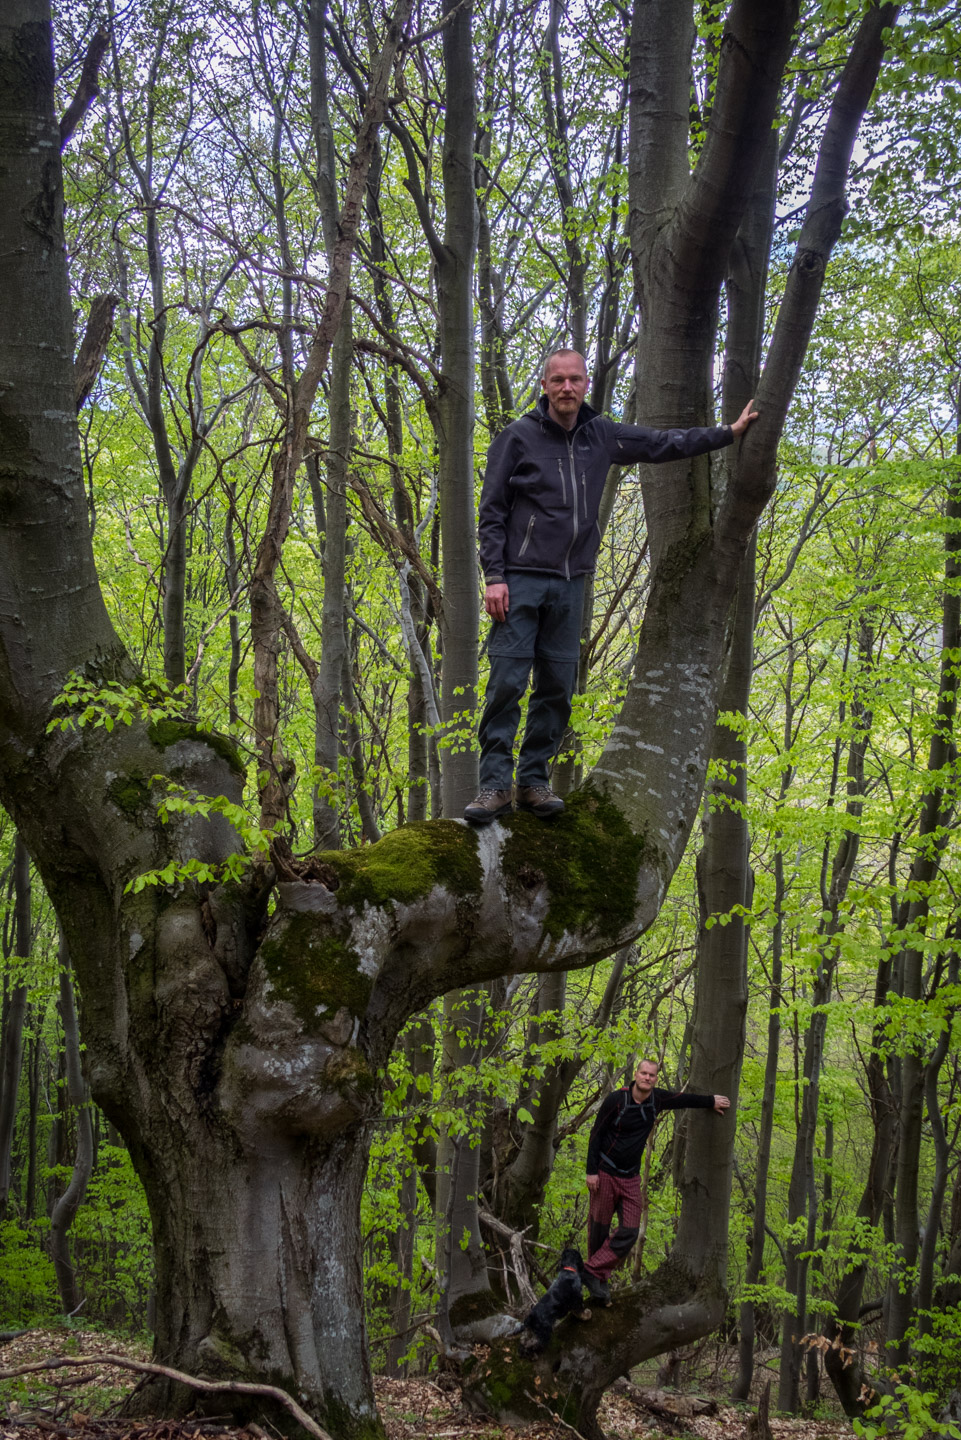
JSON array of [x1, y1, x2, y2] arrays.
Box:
[[584, 1170, 642, 1281]]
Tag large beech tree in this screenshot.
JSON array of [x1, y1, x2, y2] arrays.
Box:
[[0, 0, 899, 1436]]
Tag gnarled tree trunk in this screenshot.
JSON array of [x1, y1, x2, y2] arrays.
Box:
[[0, 3, 900, 1437]]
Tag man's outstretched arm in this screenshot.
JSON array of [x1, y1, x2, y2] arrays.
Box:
[[656, 1088, 730, 1115]]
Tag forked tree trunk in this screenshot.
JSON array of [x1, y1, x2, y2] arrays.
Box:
[[0, 3, 901, 1437]]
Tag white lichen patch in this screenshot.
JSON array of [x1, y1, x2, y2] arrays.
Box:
[[349, 904, 393, 978]]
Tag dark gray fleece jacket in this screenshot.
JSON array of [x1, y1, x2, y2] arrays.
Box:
[[478, 397, 733, 584]]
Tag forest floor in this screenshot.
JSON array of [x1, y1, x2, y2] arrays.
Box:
[[0, 1328, 856, 1440]]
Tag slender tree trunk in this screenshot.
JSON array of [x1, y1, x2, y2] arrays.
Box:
[[50, 933, 94, 1315], [313, 317, 352, 849], [436, 988, 488, 1310], [385, 1163, 419, 1374], [436, 0, 479, 819], [225, 488, 242, 729], [539, 0, 587, 352], [0, 836, 30, 1219], [496, 970, 566, 1233], [778, 620, 874, 1412], [887, 463, 961, 1365], [734, 845, 783, 1399], [823, 880, 898, 1413], [24, 1031, 40, 1224], [250, 0, 415, 829], [918, 951, 960, 1332], [365, 140, 433, 822]]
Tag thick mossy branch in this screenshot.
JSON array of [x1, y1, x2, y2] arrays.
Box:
[[148, 719, 247, 779], [314, 819, 483, 907], [502, 787, 654, 942], [448, 1289, 508, 1331], [256, 793, 656, 1054]]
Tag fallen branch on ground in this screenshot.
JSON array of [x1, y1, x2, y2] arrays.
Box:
[[610, 1377, 718, 1435], [0, 1353, 334, 1440]]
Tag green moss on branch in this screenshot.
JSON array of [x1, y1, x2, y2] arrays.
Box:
[[107, 771, 152, 816], [315, 820, 482, 910], [502, 786, 654, 941], [148, 719, 246, 779]]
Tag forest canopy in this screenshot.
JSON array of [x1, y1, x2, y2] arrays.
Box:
[[2, 1, 961, 1438]]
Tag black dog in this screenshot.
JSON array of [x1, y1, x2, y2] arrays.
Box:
[[520, 1247, 590, 1353]]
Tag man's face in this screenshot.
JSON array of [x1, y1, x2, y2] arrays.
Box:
[[542, 354, 589, 428], [634, 1061, 658, 1094]]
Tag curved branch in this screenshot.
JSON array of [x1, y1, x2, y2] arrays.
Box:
[[0, 1354, 334, 1440], [725, 2, 901, 532]]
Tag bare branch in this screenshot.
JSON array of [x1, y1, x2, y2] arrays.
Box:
[[59, 26, 109, 149], [74, 293, 118, 410], [0, 1354, 334, 1440]]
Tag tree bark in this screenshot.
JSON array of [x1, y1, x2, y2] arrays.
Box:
[[49, 934, 94, 1315], [312, 317, 352, 849], [918, 961, 960, 1336], [74, 292, 118, 411], [0, 837, 30, 1219], [777, 618, 874, 1413], [823, 932, 898, 1415], [887, 450, 961, 1366], [436, 0, 479, 819]]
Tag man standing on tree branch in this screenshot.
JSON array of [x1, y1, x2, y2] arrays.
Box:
[[581, 1058, 731, 1304], [465, 349, 758, 824]]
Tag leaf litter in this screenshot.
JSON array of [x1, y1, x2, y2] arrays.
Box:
[[2, 1329, 854, 1440]]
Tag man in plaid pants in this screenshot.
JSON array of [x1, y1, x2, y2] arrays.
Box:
[[581, 1059, 730, 1304]]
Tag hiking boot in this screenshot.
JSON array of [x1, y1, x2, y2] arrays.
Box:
[[517, 784, 564, 818], [464, 787, 513, 825], [582, 1271, 611, 1305]]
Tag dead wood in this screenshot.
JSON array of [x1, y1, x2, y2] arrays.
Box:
[[74, 293, 119, 409], [610, 1377, 718, 1435], [59, 27, 110, 148], [743, 1378, 774, 1440], [0, 1353, 335, 1440]]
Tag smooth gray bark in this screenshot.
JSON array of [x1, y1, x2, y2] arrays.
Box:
[[436, 0, 479, 819], [0, 837, 30, 1219], [49, 933, 94, 1316], [887, 467, 961, 1365]]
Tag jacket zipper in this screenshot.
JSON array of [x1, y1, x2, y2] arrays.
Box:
[[518, 514, 536, 557], [562, 437, 579, 580]]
